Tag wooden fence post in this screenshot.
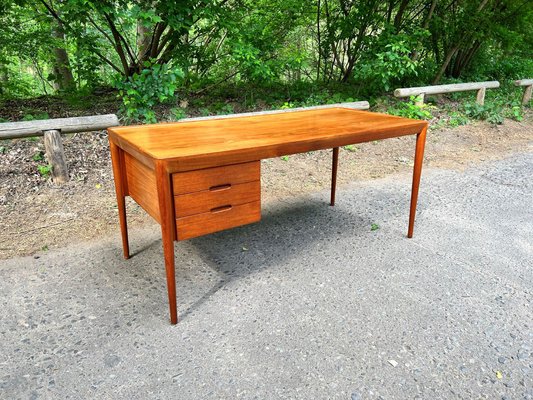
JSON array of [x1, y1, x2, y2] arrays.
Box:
[[522, 85, 532, 105], [43, 129, 69, 183], [514, 79, 533, 106], [415, 94, 425, 106], [476, 87, 486, 105]]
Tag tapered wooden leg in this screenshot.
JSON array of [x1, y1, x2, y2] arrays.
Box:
[[330, 147, 339, 206], [155, 161, 178, 324], [408, 126, 428, 238], [109, 140, 130, 259]]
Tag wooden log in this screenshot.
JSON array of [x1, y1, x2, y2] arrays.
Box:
[[394, 81, 500, 98], [0, 114, 119, 140], [43, 129, 69, 183], [476, 87, 486, 105], [179, 102, 370, 122], [514, 79, 533, 86]]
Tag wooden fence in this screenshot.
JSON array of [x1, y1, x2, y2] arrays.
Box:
[[394, 81, 500, 106], [0, 114, 119, 183]]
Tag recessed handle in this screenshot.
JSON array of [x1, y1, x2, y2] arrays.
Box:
[[210, 205, 232, 213], [209, 183, 231, 192]]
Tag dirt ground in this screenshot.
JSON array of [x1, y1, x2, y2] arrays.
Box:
[[1, 114, 532, 260]]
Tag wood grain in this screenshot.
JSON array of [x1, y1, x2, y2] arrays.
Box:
[[176, 201, 261, 241], [108, 108, 427, 172], [174, 180, 260, 217], [172, 161, 260, 195], [124, 152, 160, 222]]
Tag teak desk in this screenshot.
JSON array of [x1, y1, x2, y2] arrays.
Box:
[[108, 108, 428, 324]]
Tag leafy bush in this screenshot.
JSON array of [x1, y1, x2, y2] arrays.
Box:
[[463, 102, 504, 125], [388, 96, 432, 120], [355, 32, 425, 93], [115, 62, 183, 123], [448, 112, 470, 127]]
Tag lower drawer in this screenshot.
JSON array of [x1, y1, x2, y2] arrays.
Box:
[[176, 201, 261, 241]]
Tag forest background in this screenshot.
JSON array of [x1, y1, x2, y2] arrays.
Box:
[[0, 0, 532, 123]]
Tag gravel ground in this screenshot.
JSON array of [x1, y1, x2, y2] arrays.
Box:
[[1, 152, 532, 399]]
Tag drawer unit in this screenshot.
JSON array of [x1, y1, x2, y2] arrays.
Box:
[[173, 161, 261, 240], [172, 161, 260, 195], [176, 201, 261, 240], [174, 180, 260, 218]]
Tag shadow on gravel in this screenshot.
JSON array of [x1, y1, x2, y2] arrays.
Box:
[[177, 191, 397, 319]]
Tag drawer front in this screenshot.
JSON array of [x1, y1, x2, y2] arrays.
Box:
[[175, 180, 260, 218], [176, 201, 260, 241], [172, 161, 260, 195]]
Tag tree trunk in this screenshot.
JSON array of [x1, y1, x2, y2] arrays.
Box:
[[137, 21, 152, 65], [51, 22, 75, 91], [394, 0, 410, 31], [432, 44, 459, 84], [0, 67, 7, 95]]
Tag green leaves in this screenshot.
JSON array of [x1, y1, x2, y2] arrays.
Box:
[[388, 97, 433, 120], [115, 61, 184, 123]]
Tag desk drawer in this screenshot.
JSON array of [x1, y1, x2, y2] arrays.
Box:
[[172, 161, 260, 195], [174, 180, 260, 218], [176, 201, 260, 240]]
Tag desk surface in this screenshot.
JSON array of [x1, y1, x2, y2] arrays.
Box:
[[109, 108, 427, 171]]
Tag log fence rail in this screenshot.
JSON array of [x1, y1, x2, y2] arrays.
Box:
[[394, 81, 500, 106]]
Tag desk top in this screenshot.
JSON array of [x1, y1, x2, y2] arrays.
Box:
[[109, 108, 427, 171]]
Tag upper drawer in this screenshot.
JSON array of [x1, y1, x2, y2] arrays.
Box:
[[172, 161, 260, 195]]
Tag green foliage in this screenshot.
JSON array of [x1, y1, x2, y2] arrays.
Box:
[[371, 223, 380, 231], [355, 32, 424, 92], [22, 113, 49, 121], [448, 112, 470, 128], [32, 151, 44, 161], [37, 164, 52, 177], [115, 62, 183, 123], [463, 102, 504, 125], [388, 97, 433, 120], [172, 107, 187, 121], [216, 104, 234, 115], [0, 0, 532, 119], [343, 145, 358, 152]]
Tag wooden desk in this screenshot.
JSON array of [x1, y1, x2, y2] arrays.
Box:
[[108, 108, 428, 324]]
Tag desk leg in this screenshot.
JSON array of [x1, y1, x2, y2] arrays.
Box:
[[408, 126, 428, 238], [155, 161, 178, 324], [109, 141, 130, 259], [330, 147, 339, 206]]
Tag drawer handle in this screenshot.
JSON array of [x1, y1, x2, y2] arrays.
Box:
[[210, 205, 232, 213], [211, 204, 232, 213], [210, 183, 231, 192]]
